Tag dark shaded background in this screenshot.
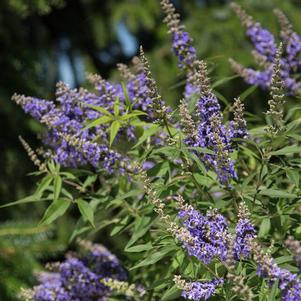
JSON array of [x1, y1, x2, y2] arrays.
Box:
[[1, 0, 301, 299]]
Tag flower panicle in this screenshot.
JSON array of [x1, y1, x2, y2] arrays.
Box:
[[265, 43, 286, 135], [251, 50, 270, 68], [230, 97, 248, 140], [179, 99, 198, 142], [139, 46, 170, 122], [160, 0, 183, 34], [117, 63, 135, 82], [101, 278, 146, 300], [209, 113, 236, 184], [232, 202, 256, 260], [274, 9, 294, 38], [285, 236, 301, 269], [230, 2, 254, 28], [19, 136, 46, 172], [139, 167, 194, 245], [251, 240, 301, 301], [226, 234, 254, 301], [174, 275, 224, 301]]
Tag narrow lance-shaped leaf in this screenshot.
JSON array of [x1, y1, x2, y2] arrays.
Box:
[[110, 120, 121, 146], [53, 175, 62, 202], [114, 96, 120, 116], [76, 199, 95, 228], [83, 115, 113, 130], [39, 199, 71, 225]]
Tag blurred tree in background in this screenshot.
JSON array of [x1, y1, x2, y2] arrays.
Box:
[[1, 0, 301, 299]]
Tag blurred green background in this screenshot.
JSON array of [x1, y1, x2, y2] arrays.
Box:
[[1, 0, 301, 299]]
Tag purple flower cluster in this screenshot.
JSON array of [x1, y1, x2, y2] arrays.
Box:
[[178, 207, 229, 264], [233, 218, 256, 260], [13, 56, 169, 171], [32, 243, 127, 301], [232, 4, 301, 94], [161, 1, 247, 184], [195, 95, 236, 184], [172, 31, 197, 69], [246, 24, 277, 62], [257, 264, 301, 301], [181, 278, 224, 301]]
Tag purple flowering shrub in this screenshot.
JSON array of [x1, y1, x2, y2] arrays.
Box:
[[5, 1, 301, 300]]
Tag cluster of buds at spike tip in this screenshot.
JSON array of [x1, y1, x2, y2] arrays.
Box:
[[230, 3, 254, 28], [209, 114, 236, 184], [139, 46, 171, 123], [101, 278, 146, 300], [179, 99, 198, 144], [19, 288, 35, 301], [187, 59, 211, 97], [274, 9, 294, 40], [160, 0, 183, 34], [19, 136, 46, 172], [138, 166, 195, 246], [117, 63, 135, 82], [160, 0, 197, 71], [225, 234, 254, 301], [285, 236, 301, 270], [265, 44, 286, 136], [230, 97, 248, 140]]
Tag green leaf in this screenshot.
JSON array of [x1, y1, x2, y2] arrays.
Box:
[[268, 280, 279, 301], [239, 85, 257, 101], [270, 145, 301, 156], [125, 242, 153, 252], [132, 125, 160, 148], [161, 284, 181, 301], [0, 195, 47, 208], [122, 82, 131, 109], [130, 246, 175, 270], [186, 146, 214, 155], [125, 216, 153, 249], [36, 174, 53, 195], [114, 96, 120, 116], [286, 169, 300, 186], [83, 115, 112, 130], [39, 199, 71, 225], [84, 104, 112, 116], [120, 111, 147, 120], [259, 189, 297, 198], [110, 215, 131, 236], [110, 120, 121, 146], [53, 175, 62, 202], [212, 74, 238, 89], [258, 218, 271, 238], [76, 199, 95, 227]]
